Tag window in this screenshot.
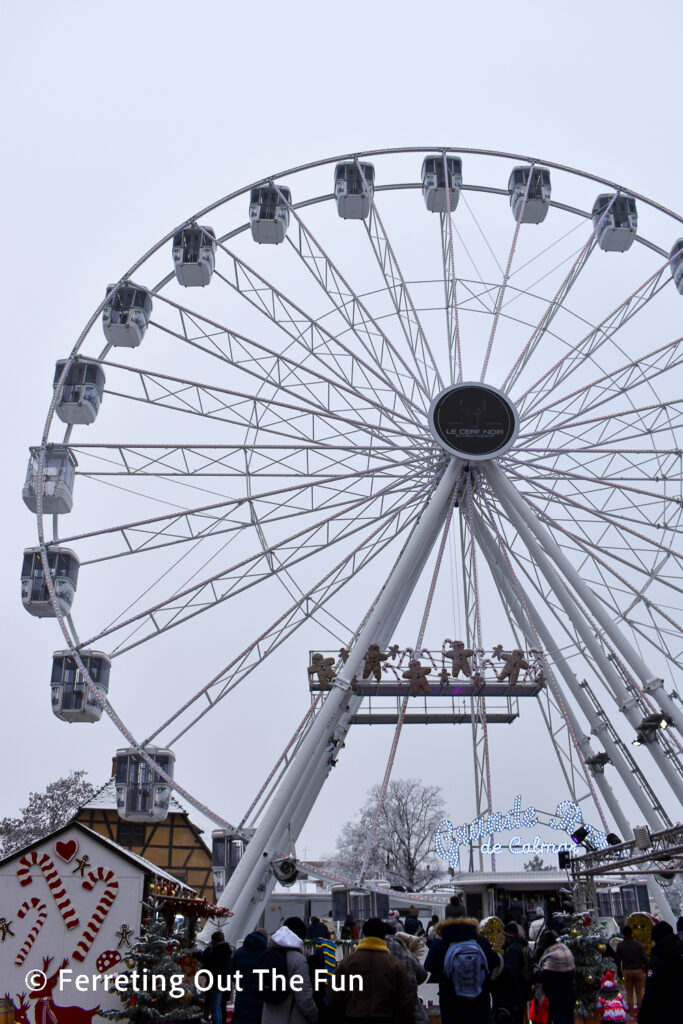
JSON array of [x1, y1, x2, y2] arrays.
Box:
[[117, 822, 146, 846]]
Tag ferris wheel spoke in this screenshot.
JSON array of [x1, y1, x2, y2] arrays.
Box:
[[471, 488, 609, 818], [505, 464, 683, 569], [519, 336, 683, 436], [80, 472, 433, 655], [519, 399, 683, 450], [440, 189, 462, 383], [143, 480, 436, 747], [459, 192, 504, 288], [485, 463, 683, 744], [69, 442, 420, 489], [480, 163, 535, 383], [148, 290, 420, 434], [269, 182, 433, 412], [489, 507, 683, 725], [516, 255, 675, 417], [99, 357, 411, 448], [58, 460, 428, 564], [506, 482, 683, 643], [211, 240, 427, 428], [505, 453, 683, 519], [361, 168, 443, 396], [503, 202, 610, 391]]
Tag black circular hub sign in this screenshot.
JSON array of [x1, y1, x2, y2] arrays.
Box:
[[429, 383, 519, 461]]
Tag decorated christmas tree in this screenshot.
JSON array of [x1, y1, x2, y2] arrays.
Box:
[[101, 903, 201, 1023], [557, 913, 614, 1019]]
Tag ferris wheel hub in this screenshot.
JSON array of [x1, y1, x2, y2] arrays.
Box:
[[428, 382, 519, 461]]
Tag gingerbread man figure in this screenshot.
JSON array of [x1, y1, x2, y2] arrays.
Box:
[[443, 639, 474, 678], [362, 643, 388, 681], [308, 653, 336, 689], [402, 659, 432, 697], [497, 649, 529, 685]]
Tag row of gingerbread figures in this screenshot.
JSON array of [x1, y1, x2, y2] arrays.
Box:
[[308, 642, 539, 693]]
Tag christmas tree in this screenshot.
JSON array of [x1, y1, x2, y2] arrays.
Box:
[[557, 913, 614, 1019], [101, 903, 201, 1023]]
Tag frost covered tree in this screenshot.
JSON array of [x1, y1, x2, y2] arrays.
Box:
[[0, 770, 94, 856], [334, 778, 445, 891]]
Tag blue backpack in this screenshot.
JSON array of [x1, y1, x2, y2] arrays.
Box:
[[444, 939, 489, 999]]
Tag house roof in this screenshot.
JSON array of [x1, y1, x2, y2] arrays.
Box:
[[0, 819, 195, 892]]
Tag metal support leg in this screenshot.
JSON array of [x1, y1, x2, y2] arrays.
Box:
[[198, 458, 461, 943], [483, 463, 683, 804], [471, 510, 676, 924], [485, 461, 683, 736]]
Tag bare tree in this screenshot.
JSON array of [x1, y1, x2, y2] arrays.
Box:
[[0, 770, 94, 857], [334, 778, 446, 891]]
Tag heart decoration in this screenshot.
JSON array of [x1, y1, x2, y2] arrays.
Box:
[[55, 839, 79, 862]]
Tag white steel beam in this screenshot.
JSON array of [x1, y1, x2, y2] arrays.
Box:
[[483, 463, 683, 804], [471, 509, 676, 924], [485, 461, 683, 737], [198, 457, 461, 943]]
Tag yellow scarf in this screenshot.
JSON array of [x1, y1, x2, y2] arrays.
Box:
[[356, 937, 388, 951]]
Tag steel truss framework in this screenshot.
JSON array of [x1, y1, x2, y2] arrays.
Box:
[[26, 148, 683, 938]]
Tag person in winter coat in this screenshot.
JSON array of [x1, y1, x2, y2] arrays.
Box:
[[261, 918, 317, 1024], [308, 917, 331, 942], [230, 929, 268, 1024], [424, 915, 499, 1024], [637, 920, 683, 1024], [494, 923, 532, 1024], [385, 924, 429, 1023], [331, 916, 414, 1024], [444, 899, 466, 920], [528, 907, 546, 945], [615, 924, 647, 1017], [426, 915, 440, 945], [199, 930, 233, 1024], [404, 906, 424, 937], [535, 931, 575, 1024]]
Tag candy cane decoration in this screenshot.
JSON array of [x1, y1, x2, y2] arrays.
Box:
[[72, 867, 119, 962], [14, 896, 48, 966], [17, 851, 79, 930]]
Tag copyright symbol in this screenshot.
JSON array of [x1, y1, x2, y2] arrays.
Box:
[[25, 970, 46, 991]]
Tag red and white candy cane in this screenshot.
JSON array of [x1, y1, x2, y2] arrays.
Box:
[[14, 896, 48, 966], [17, 851, 79, 931], [72, 867, 119, 962]]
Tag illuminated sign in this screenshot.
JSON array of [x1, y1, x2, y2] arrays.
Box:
[[435, 796, 608, 867]]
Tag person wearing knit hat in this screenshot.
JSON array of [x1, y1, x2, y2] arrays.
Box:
[[598, 971, 628, 1023], [632, 920, 683, 1024], [537, 932, 576, 1024], [444, 899, 466, 920]]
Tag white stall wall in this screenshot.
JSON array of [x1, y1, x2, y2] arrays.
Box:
[[0, 826, 144, 1017]]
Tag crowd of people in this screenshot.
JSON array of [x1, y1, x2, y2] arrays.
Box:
[[195, 905, 683, 1024]]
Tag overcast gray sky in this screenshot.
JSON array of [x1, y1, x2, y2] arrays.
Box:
[[2, 0, 681, 869]]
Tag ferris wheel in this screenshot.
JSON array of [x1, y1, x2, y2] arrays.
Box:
[[21, 148, 683, 938]]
